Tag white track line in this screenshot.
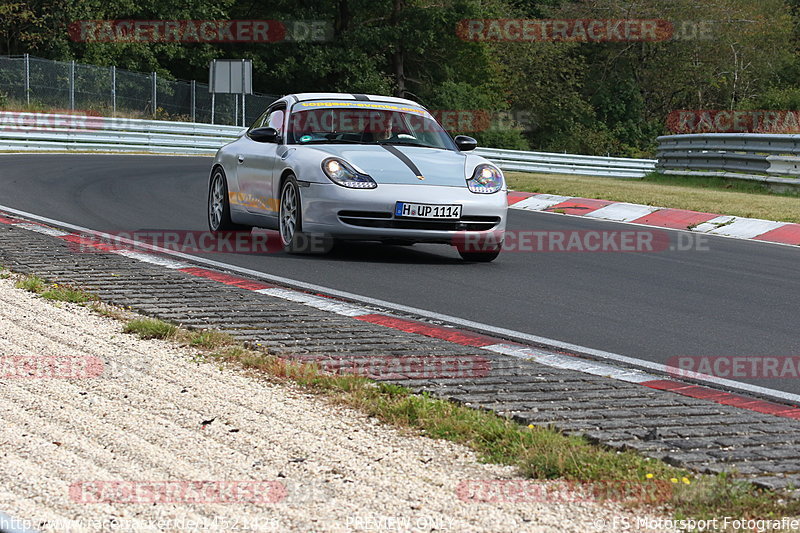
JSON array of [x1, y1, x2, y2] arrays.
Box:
[[584, 202, 660, 222], [13, 223, 70, 237], [485, 344, 660, 384], [2, 202, 800, 405], [702, 216, 787, 239], [256, 288, 372, 317], [111, 249, 192, 269], [512, 194, 573, 211]]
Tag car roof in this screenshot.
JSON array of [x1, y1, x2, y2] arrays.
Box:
[[278, 92, 425, 109]]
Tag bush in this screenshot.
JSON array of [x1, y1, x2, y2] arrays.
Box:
[[474, 129, 530, 151]]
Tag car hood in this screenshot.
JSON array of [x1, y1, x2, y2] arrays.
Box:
[[305, 144, 469, 187]]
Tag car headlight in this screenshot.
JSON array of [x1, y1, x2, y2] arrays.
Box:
[[321, 158, 377, 189], [467, 164, 504, 194]]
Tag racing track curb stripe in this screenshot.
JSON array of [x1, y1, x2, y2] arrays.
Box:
[[354, 314, 502, 347], [178, 266, 276, 291], [2, 209, 800, 421], [508, 193, 800, 246], [642, 380, 800, 420]]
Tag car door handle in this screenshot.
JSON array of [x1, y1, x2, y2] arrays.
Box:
[[237, 155, 245, 164]]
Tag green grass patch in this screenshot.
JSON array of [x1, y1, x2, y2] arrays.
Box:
[[641, 172, 800, 197], [41, 284, 97, 303], [14, 274, 98, 303], [507, 171, 800, 223], [15, 274, 46, 293], [187, 329, 235, 349], [88, 302, 129, 320], [123, 318, 178, 340], [122, 318, 235, 349]]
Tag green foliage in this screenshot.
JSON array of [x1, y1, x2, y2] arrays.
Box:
[[474, 129, 529, 151], [15, 274, 46, 293], [41, 284, 97, 303], [4, 0, 798, 156], [123, 318, 178, 340], [742, 87, 800, 110]]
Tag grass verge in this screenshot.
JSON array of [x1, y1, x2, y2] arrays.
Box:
[[123, 317, 235, 350], [117, 315, 800, 523], [507, 171, 800, 223], [15, 274, 97, 303]]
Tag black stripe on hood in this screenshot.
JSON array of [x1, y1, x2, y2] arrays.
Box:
[[380, 144, 425, 180]]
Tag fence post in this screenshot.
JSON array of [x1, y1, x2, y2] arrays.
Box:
[[235, 96, 239, 127], [151, 72, 157, 117], [191, 80, 196, 122], [111, 66, 116, 116], [69, 60, 75, 111], [241, 61, 246, 126], [24, 54, 30, 106]]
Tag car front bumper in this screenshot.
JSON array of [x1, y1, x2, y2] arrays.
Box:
[[299, 182, 508, 243]]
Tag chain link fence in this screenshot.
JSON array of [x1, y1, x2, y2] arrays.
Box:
[[0, 54, 278, 126]]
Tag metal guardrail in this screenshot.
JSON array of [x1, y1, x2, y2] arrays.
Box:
[[0, 112, 243, 154], [474, 147, 656, 178], [656, 133, 800, 184], [0, 111, 655, 177]]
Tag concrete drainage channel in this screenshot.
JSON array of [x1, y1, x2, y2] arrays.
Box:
[[1, 216, 800, 494]]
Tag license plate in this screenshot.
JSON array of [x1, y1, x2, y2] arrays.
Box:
[[395, 202, 462, 219]]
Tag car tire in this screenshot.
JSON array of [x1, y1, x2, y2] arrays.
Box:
[[457, 248, 501, 262], [279, 175, 333, 254], [455, 232, 502, 262], [208, 167, 250, 233]]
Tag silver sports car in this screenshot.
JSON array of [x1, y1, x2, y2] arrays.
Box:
[[207, 92, 508, 261]]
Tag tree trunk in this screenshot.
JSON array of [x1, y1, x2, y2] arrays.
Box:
[[391, 0, 406, 97]]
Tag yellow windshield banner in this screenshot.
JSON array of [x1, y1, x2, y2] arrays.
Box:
[[298, 101, 430, 117]]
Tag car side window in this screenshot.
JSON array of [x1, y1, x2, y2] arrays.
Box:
[[249, 109, 270, 132], [266, 108, 285, 134]]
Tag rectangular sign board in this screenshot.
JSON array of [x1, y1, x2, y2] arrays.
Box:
[[209, 59, 253, 94]]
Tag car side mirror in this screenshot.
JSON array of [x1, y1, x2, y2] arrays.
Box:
[[249, 127, 281, 143], [454, 135, 477, 151]]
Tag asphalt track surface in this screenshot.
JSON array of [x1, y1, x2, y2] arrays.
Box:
[[2, 154, 799, 395]]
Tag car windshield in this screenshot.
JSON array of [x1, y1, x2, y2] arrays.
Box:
[[287, 103, 456, 150]]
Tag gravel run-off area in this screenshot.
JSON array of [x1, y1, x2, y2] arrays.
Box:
[[0, 276, 677, 532]]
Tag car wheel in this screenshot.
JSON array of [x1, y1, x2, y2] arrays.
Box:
[[279, 175, 327, 254], [208, 167, 249, 233], [458, 248, 501, 262], [455, 233, 502, 262]]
